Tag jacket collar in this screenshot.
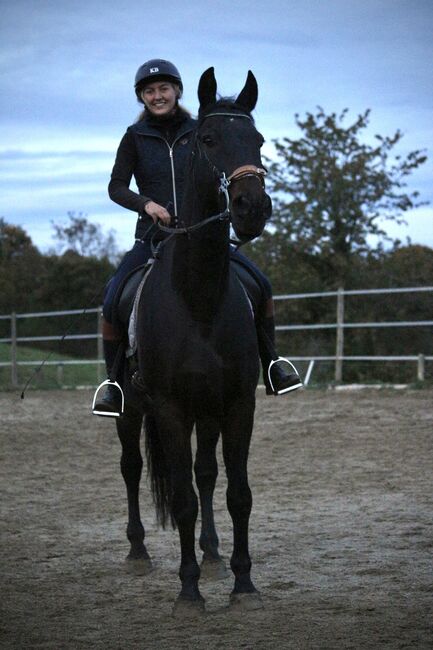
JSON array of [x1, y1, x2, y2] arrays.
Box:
[[132, 114, 196, 139]]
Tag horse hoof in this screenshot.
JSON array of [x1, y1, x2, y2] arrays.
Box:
[[124, 556, 154, 576], [230, 591, 264, 611], [200, 558, 229, 581], [172, 596, 206, 618]]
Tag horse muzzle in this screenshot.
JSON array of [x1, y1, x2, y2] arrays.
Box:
[[228, 168, 271, 241]]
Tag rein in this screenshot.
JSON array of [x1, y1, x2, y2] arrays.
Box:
[[157, 173, 231, 238]]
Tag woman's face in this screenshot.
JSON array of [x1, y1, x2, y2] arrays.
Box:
[[140, 81, 179, 116]]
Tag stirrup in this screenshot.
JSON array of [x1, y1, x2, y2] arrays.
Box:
[[92, 379, 125, 418], [268, 357, 303, 395]]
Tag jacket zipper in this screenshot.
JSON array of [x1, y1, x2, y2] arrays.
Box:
[[167, 144, 178, 217], [166, 130, 191, 219], [136, 126, 193, 220]]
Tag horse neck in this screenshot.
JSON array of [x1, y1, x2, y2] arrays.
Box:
[[173, 169, 231, 323]]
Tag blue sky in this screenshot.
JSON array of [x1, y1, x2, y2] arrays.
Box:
[[1, 0, 432, 252]]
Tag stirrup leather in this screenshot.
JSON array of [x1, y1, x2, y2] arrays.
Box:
[[92, 379, 125, 418], [268, 357, 302, 395]]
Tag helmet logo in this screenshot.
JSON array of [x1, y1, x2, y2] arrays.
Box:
[[150, 67, 159, 73]]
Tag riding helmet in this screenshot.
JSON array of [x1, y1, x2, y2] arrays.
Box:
[[134, 59, 183, 100]]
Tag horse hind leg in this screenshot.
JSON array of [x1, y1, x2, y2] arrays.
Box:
[[194, 418, 228, 580], [222, 401, 263, 610], [146, 408, 205, 615], [116, 407, 153, 575]]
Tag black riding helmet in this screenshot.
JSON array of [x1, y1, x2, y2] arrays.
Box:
[[134, 59, 183, 102]]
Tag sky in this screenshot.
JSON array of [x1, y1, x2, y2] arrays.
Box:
[[1, 0, 432, 253]]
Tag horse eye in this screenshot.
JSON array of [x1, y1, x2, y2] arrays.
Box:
[[201, 135, 215, 147]]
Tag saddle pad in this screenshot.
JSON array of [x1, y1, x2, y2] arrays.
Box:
[[230, 258, 262, 316], [127, 264, 153, 357], [110, 262, 153, 351]]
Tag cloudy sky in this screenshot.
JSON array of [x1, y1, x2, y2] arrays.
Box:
[[1, 0, 432, 252]]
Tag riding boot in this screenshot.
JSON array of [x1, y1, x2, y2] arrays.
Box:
[[93, 337, 124, 416], [258, 305, 303, 395]]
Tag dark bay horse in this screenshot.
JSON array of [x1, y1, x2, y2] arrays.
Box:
[[116, 67, 270, 614]]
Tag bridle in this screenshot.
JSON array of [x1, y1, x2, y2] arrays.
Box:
[[200, 111, 267, 190], [157, 111, 267, 240]]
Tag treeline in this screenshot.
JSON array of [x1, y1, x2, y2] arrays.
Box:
[[0, 219, 114, 358], [1, 217, 432, 382]]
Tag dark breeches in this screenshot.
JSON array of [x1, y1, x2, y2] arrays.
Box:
[[103, 241, 272, 325]]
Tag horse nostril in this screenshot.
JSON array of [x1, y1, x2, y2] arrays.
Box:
[[232, 194, 251, 215]]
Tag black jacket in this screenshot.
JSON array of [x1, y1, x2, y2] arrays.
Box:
[[108, 110, 197, 240]]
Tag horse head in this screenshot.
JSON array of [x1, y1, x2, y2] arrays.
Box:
[[196, 67, 272, 242]]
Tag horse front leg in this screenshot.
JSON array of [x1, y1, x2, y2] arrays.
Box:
[[194, 417, 228, 580], [116, 407, 152, 574], [222, 398, 263, 610]]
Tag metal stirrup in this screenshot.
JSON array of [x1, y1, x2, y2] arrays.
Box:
[[267, 357, 302, 395], [92, 379, 125, 418]]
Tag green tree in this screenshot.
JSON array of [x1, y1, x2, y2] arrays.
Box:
[[262, 108, 428, 286], [0, 218, 39, 262], [51, 212, 120, 263], [0, 219, 44, 314]]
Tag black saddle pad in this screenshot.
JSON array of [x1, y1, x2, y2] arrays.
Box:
[[112, 264, 148, 333], [230, 258, 262, 316]]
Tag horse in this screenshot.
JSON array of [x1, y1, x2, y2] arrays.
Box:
[[115, 67, 270, 615]]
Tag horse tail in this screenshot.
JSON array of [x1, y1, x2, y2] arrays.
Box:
[[144, 414, 175, 529]]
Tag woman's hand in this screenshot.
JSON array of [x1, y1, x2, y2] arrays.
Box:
[[144, 201, 172, 225]]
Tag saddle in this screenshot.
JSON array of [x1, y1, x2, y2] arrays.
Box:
[[113, 256, 262, 354]]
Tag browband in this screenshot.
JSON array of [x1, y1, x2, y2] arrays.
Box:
[[202, 112, 253, 122]]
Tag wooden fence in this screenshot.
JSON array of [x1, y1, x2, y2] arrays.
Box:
[[1, 286, 432, 388]]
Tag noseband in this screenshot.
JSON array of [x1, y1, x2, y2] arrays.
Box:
[[228, 165, 267, 188]]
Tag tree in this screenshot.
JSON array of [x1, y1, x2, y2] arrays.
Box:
[[0, 218, 39, 262], [263, 108, 428, 286], [51, 212, 120, 263], [0, 219, 44, 314]]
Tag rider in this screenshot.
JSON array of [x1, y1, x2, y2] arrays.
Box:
[[93, 59, 302, 416]]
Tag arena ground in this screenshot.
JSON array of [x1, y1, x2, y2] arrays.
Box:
[[1, 388, 432, 649]]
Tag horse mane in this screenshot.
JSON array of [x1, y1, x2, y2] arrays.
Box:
[[198, 98, 255, 125]]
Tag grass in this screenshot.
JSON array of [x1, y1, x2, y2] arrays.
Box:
[[0, 343, 103, 390]]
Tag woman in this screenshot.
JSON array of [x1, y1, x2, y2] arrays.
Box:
[[94, 59, 302, 415]]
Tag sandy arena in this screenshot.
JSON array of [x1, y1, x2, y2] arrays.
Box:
[[1, 388, 432, 649]]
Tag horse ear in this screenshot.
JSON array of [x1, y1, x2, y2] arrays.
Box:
[[235, 70, 258, 113], [198, 67, 217, 111]]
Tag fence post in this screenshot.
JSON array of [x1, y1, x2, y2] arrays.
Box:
[[97, 306, 103, 383], [11, 312, 18, 388], [57, 363, 64, 387], [335, 287, 345, 383], [417, 354, 425, 382]]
